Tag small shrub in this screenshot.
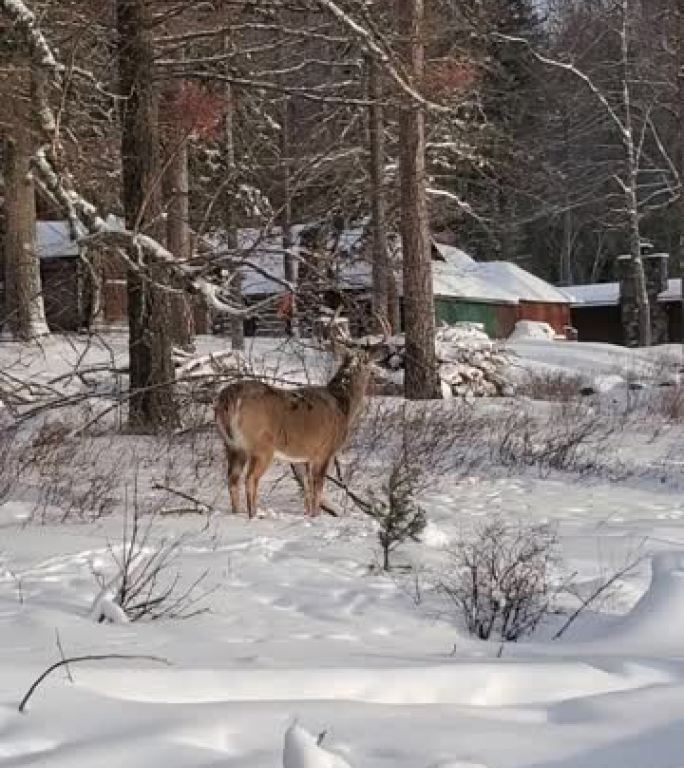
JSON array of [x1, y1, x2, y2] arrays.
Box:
[[0, 428, 18, 503], [346, 399, 489, 488], [519, 369, 585, 402], [440, 517, 559, 642], [494, 401, 624, 477], [90, 495, 213, 623], [652, 383, 684, 423], [368, 460, 426, 571], [22, 432, 119, 523]]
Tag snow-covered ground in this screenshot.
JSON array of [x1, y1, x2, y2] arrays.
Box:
[[0, 333, 682, 768]]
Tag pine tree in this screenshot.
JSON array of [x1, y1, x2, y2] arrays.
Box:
[[369, 461, 426, 572]]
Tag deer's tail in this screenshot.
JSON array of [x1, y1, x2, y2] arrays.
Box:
[[214, 385, 243, 449]]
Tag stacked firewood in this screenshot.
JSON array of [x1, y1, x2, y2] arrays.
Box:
[[172, 348, 248, 403], [358, 323, 513, 399]]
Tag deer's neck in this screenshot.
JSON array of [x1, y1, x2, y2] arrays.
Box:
[[326, 368, 364, 417]]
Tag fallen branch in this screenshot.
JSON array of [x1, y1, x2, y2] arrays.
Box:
[[19, 654, 170, 713], [151, 482, 218, 514], [290, 464, 340, 517], [324, 472, 373, 516], [553, 551, 646, 640]]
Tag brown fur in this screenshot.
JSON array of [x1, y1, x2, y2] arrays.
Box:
[[214, 352, 372, 518]]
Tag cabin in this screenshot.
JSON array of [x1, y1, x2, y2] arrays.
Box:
[[568, 253, 682, 345], [1, 219, 210, 334], [3, 219, 574, 341], [227, 226, 573, 339]]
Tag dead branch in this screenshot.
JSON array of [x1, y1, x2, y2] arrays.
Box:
[[289, 464, 340, 517], [18, 654, 170, 713], [151, 482, 218, 514], [553, 550, 646, 640]]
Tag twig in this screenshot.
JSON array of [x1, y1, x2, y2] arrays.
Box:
[[159, 506, 209, 516], [289, 464, 339, 517], [54, 630, 72, 683], [19, 654, 170, 713], [553, 554, 645, 640], [325, 472, 373, 515], [151, 482, 217, 514]]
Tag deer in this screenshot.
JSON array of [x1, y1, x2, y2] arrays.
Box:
[[214, 348, 374, 519]]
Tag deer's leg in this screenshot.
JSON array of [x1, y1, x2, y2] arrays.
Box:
[[245, 449, 273, 519], [225, 447, 247, 514], [292, 462, 314, 516], [309, 459, 330, 517], [304, 463, 316, 515]]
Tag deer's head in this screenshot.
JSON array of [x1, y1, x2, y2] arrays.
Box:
[[327, 348, 376, 417]]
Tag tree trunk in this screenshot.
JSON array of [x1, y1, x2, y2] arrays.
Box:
[[162, 77, 194, 351], [367, 56, 391, 334], [387, 269, 401, 333], [280, 96, 298, 337], [676, 5, 684, 341], [620, 0, 651, 347], [3, 95, 48, 340], [223, 76, 245, 350], [117, 0, 178, 430], [396, 0, 441, 399]]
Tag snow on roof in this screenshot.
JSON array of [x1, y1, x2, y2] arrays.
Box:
[[477, 261, 573, 304], [433, 243, 476, 270], [32, 219, 572, 307], [661, 278, 682, 302], [566, 283, 619, 307], [234, 229, 291, 296], [35, 221, 81, 259], [218, 228, 570, 305], [431, 261, 518, 304], [567, 279, 682, 306], [232, 227, 371, 296], [430, 250, 573, 304]]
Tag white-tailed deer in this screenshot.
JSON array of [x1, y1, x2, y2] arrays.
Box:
[[214, 350, 373, 518]]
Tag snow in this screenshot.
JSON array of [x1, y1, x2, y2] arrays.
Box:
[[660, 278, 682, 303], [567, 279, 682, 306], [566, 282, 620, 307], [35, 221, 82, 259], [431, 258, 518, 304], [478, 262, 573, 304], [508, 320, 558, 341], [283, 722, 352, 768], [0, 334, 683, 768], [217, 229, 568, 306]]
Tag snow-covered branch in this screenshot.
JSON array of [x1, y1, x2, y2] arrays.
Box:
[[492, 32, 628, 142], [1, 0, 262, 318], [315, 0, 450, 113]]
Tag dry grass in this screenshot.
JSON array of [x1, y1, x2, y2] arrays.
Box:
[[517, 369, 586, 402]]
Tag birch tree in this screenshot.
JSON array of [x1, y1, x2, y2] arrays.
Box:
[[1, 55, 48, 339]]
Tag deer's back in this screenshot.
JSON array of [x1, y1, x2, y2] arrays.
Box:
[[215, 380, 349, 461]]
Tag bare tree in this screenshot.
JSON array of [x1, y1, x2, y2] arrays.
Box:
[[500, 0, 679, 346], [617, 0, 651, 346], [162, 74, 195, 351], [2, 72, 48, 340], [117, 0, 178, 430], [222, 35, 245, 351], [396, 0, 441, 398], [367, 55, 391, 333]]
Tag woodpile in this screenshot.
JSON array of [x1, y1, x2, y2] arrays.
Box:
[[172, 348, 248, 403], [357, 323, 513, 399]]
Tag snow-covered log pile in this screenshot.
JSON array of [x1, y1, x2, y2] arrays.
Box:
[[354, 323, 513, 399], [173, 348, 248, 402], [436, 324, 513, 398]]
